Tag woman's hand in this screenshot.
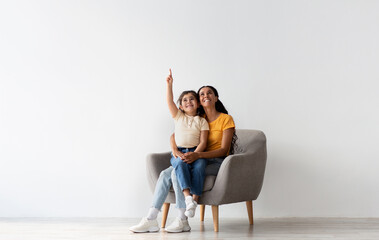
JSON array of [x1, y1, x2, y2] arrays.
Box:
[[182, 152, 200, 164], [166, 68, 173, 85], [172, 149, 184, 159]]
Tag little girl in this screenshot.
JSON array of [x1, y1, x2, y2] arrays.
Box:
[[166, 69, 209, 218]]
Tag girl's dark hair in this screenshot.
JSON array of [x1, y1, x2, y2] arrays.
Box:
[[197, 85, 238, 155], [177, 90, 200, 115]]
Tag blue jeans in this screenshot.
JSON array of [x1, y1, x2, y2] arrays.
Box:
[[151, 166, 186, 209], [170, 147, 207, 196], [151, 156, 225, 209], [205, 157, 225, 176]]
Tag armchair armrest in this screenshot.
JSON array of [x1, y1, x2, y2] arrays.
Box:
[[146, 152, 171, 192], [205, 145, 267, 205]]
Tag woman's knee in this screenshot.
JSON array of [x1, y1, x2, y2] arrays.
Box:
[[159, 167, 173, 179]]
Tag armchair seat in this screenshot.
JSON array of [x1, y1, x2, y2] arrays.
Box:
[[146, 129, 267, 232], [168, 175, 216, 193]]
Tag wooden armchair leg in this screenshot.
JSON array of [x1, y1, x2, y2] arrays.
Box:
[[211, 205, 219, 232], [161, 203, 170, 228], [200, 204, 205, 221], [246, 200, 254, 225]]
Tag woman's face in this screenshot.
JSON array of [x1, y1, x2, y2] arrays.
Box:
[[199, 87, 218, 108]]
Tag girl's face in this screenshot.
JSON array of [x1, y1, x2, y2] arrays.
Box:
[[199, 87, 218, 108], [180, 93, 199, 115]]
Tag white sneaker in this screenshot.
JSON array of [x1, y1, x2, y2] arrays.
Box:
[[165, 217, 191, 233], [129, 217, 159, 233], [185, 198, 197, 218]]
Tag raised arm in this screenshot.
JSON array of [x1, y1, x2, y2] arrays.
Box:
[[166, 68, 178, 118]]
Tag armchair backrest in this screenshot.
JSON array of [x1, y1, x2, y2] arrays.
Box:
[[234, 129, 267, 154]]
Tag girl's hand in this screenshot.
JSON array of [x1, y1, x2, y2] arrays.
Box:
[[183, 152, 199, 164], [166, 68, 173, 85], [172, 149, 184, 159]]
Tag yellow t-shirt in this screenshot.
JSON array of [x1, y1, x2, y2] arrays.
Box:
[[205, 113, 235, 153]]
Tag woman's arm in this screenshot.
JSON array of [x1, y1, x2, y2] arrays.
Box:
[[166, 69, 178, 118], [183, 128, 235, 163], [194, 130, 208, 153]]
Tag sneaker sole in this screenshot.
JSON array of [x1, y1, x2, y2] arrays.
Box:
[[129, 227, 160, 233], [166, 228, 191, 233]]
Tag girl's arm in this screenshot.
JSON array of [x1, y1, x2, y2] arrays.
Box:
[[170, 133, 184, 159], [183, 128, 235, 163], [194, 130, 208, 153], [166, 69, 178, 118]]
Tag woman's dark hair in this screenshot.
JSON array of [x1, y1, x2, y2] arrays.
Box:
[[177, 90, 200, 115], [197, 85, 238, 155], [197, 86, 228, 115]]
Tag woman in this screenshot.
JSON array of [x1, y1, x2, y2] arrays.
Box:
[[130, 85, 236, 233]]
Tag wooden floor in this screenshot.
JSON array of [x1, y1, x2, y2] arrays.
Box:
[[1, 217, 379, 240]]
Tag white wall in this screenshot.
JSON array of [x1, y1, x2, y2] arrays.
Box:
[[1, 0, 379, 218]]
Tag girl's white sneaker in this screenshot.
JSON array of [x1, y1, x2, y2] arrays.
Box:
[[185, 197, 197, 218]]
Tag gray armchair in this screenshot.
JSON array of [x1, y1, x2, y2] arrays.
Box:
[[146, 129, 267, 232]]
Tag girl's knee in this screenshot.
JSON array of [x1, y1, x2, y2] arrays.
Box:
[[175, 160, 187, 167], [194, 159, 207, 168], [170, 157, 183, 167]]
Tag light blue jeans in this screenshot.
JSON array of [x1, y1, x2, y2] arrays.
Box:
[[151, 166, 186, 209], [151, 157, 226, 210]]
